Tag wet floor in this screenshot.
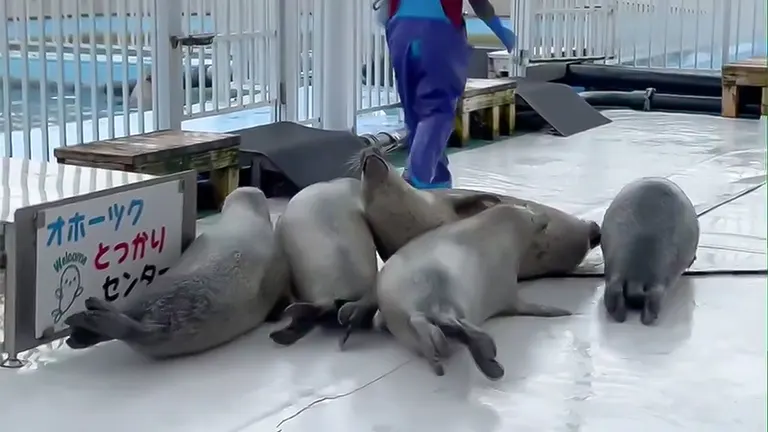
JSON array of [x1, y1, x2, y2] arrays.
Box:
[[1, 110, 766, 432]]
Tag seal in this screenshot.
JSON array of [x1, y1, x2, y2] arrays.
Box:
[[268, 178, 379, 346], [600, 177, 699, 325], [429, 188, 602, 280], [354, 146, 501, 261], [64, 187, 289, 359], [348, 203, 572, 379]]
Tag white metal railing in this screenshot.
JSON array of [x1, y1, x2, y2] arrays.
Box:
[[0, 0, 766, 164]]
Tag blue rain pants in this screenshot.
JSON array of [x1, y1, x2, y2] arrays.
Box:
[[386, 4, 470, 189]]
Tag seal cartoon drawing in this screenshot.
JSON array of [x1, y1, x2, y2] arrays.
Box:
[[52, 264, 84, 323]]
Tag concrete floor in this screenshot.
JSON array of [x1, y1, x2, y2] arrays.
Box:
[[1, 110, 766, 432]]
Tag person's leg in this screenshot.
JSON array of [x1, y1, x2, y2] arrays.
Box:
[[404, 22, 469, 189]]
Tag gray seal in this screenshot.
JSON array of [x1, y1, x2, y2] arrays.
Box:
[[354, 147, 501, 261], [65, 187, 289, 358], [429, 188, 602, 280], [354, 203, 572, 379], [600, 177, 699, 325], [268, 178, 379, 346]]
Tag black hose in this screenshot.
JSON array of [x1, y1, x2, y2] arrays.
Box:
[[579, 88, 763, 118]]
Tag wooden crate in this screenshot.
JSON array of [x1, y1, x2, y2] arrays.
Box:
[[54, 130, 240, 207], [453, 78, 517, 147], [721, 56, 768, 118]]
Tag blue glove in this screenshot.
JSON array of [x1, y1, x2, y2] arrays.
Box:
[[487, 16, 516, 53]]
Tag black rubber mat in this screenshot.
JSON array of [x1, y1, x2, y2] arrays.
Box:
[[236, 121, 365, 196], [515, 80, 612, 137]]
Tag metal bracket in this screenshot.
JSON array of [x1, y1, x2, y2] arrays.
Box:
[[170, 33, 217, 49]]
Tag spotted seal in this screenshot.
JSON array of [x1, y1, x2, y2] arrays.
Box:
[[354, 146, 501, 261], [600, 177, 699, 325], [65, 187, 289, 358], [268, 178, 379, 346], [429, 188, 601, 279], [355, 203, 572, 379]]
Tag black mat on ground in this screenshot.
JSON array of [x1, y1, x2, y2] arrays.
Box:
[[235, 121, 366, 197], [515, 80, 612, 137]]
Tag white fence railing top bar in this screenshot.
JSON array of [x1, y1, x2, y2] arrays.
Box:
[[0, 0, 765, 161]]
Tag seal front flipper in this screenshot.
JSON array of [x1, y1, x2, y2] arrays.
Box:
[[497, 297, 573, 318], [446, 193, 502, 218], [337, 295, 379, 349], [269, 302, 330, 346], [434, 317, 504, 380], [587, 221, 602, 249]]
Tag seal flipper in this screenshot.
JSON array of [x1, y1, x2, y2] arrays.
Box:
[[337, 295, 379, 349], [269, 302, 331, 346], [640, 284, 665, 326], [64, 297, 149, 343], [409, 315, 450, 376], [604, 279, 628, 322], [498, 298, 573, 318], [446, 194, 502, 218], [434, 317, 504, 380]]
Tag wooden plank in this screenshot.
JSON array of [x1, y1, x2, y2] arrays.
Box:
[[53, 130, 240, 167], [211, 166, 240, 207], [721, 84, 740, 118], [135, 147, 240, 176], [463, 78, 517, 99], [762, 87, 768, 116], [722, 56, 768, 87]]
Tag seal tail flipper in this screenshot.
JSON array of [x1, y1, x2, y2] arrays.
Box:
[[604, 279, 628, 322], [433, 316, 504, 380], [641, 284, 665, 326], [269, 302, 329, 346], [64, 302, 148, 343], [409, 315, 450, 376], [336, 296, 379, 350]]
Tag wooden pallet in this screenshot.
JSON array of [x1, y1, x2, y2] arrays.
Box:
[[452, 78, 517, 147], [54, 130, 240, 207], [721, 56, 768, 118]]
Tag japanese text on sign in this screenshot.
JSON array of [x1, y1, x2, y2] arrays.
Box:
[[45, 199, 145, 247], [34, 180, 184, 338]]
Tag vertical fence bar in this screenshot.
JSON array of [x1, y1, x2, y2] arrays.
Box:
[[278, 0, 300, 122], [153, 0, 184, 130], [0, 2, 12, 157]]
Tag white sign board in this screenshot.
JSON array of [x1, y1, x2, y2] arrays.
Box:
[[34, 180, 184, 337]]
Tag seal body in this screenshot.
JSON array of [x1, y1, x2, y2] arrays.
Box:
[[429, 188, 602, 280], [600, 177, 699, 325], [65, 187, 288, 358], [356, 147, 500, 261], [371, 204, 571, 379], [268, 178, 379, 346]]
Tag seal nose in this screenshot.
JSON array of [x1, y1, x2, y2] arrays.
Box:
[[362, 154, 389, 179]]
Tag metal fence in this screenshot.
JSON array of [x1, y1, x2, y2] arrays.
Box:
[[0, 0, 765, 162]]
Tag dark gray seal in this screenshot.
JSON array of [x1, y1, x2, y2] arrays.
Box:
[[600, 177, 699, 325], [429, 188, 602, 280], [268, 178, 379, 346], [360, 203, 572, 379], [65, 187, 289, 358], [354, 146, 501, 261]]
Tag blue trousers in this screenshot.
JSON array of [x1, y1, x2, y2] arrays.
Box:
[[386, 17, 470, 189]]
